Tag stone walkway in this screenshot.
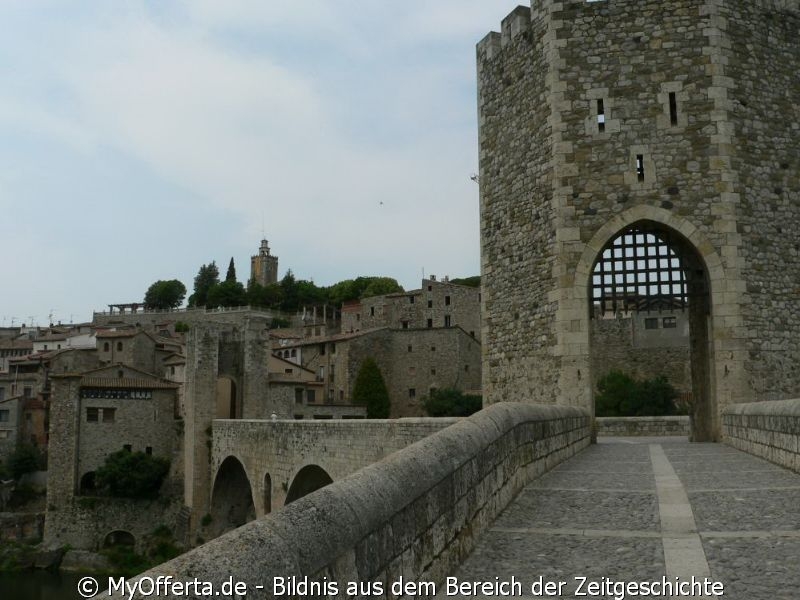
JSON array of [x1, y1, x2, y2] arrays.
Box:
[[443, 438, 800, 599]]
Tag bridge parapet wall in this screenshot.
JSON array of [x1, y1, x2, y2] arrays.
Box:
[[109, 403, 590, 599], [596, 416, 690, 437], [723, 399, 800, 472]]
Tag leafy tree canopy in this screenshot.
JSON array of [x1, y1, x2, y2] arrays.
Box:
[[7, 444, 44, 480], [144, 279, 186, 310], [449, 275, 481, 288], [206, 280, 246, 309], [188, 262, 220, 307], [595, 371, 681, 417], [352, 358, 390, 418], [95, 449, 170, 499], [422, 388, 482, 417]]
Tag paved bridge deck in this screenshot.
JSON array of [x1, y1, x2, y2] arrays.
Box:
[[444, 438, 800, 600]]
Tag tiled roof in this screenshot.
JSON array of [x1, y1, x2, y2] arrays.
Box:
[[95, 329, 139, 339], [81, 377, 179, 389]]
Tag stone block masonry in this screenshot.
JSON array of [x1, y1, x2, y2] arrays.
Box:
[[596, 416, 690, 437], [94, 403, 590, 599], [478, 1, 800, 442], [723, 398, 800, 473]]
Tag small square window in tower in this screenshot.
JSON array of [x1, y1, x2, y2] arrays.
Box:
[[597, 99, 606, 133]]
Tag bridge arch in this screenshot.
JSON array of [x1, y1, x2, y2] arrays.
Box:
[[209, 455, 256, 538], [103, 530, 136, 549], [285, 464, 333, 505], [573, 207, 724, 441]]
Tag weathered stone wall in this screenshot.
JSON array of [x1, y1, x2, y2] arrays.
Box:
[[44, 498, 183, 552], [346, 328, 482, 417], [341, 279, 480, 340], [76, 389, 179, 486], [723, 398, 800, 473], [591, 315, 690, 393], [0, 512, 44, 543], [269, 384, 366, 420], [103, 403, 590, 600], [724, 3, 800, 401], [93, 307, 282, 329], [212, 417, 459, 514], [478, 0, 800, 441], [596, 416, 690, 437], [478, 6, 558, 407]]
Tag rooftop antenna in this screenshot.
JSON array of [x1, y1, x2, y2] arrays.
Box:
[[261, 209, 265, 239]]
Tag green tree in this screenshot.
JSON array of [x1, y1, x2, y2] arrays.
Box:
[[7, 444, 44, 480], [225, 257, 237, 282], [206, 280, 246, 308], [352, 358, 390, 418], [422, 388, 482, 417], [595, 371, 639, 417], [95, 449, 170, 499], [449, 275, 481, 288], [595, 371, 679, 417], [360, 277, 404, 298], [188, 262, 220, 307], [325, 276, 404, 305], [637, 376, 679, 416], [246, 279, 283, 308], [143, 279, 186, 310]]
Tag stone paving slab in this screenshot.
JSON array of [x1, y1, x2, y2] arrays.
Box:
[[438, 532, 665, 599], [703, 537, 800, 600], [691, 488, 800, 531], [527, 470, 655, 491], [443, 438, 800, 600], [492, 488, 660, 531]]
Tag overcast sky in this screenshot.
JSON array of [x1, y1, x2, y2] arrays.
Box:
[[0, 1, 508, 326]]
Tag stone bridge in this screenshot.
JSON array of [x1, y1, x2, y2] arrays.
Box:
[[206, 418, 456, 536], [100, 398, 800, 600]]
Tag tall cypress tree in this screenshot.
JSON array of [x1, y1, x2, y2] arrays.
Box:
[[352, 358, 390, 418], [226, 257, 237, 282]]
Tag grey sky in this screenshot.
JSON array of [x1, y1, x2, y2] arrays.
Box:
[[0, 2, 508, 326]]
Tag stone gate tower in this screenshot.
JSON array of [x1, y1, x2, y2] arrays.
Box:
[[478, 1, 800, 440]]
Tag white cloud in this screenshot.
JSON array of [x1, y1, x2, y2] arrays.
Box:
[[1, 1, 502, 318]]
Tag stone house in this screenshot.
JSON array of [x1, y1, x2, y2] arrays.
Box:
[[275, 325, 482, 418], [0, 396, 21, 459], [95, 328, 182, 377], [44, 364, 182, 550], [341, 276, 481, 341]]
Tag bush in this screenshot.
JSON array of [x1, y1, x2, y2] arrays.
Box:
[[422, 388, 483, 417], [595, 371, 679, 417], [352, 358, 390, 418], [7, 444, 44, 480], [95, 450, 170, 499]]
